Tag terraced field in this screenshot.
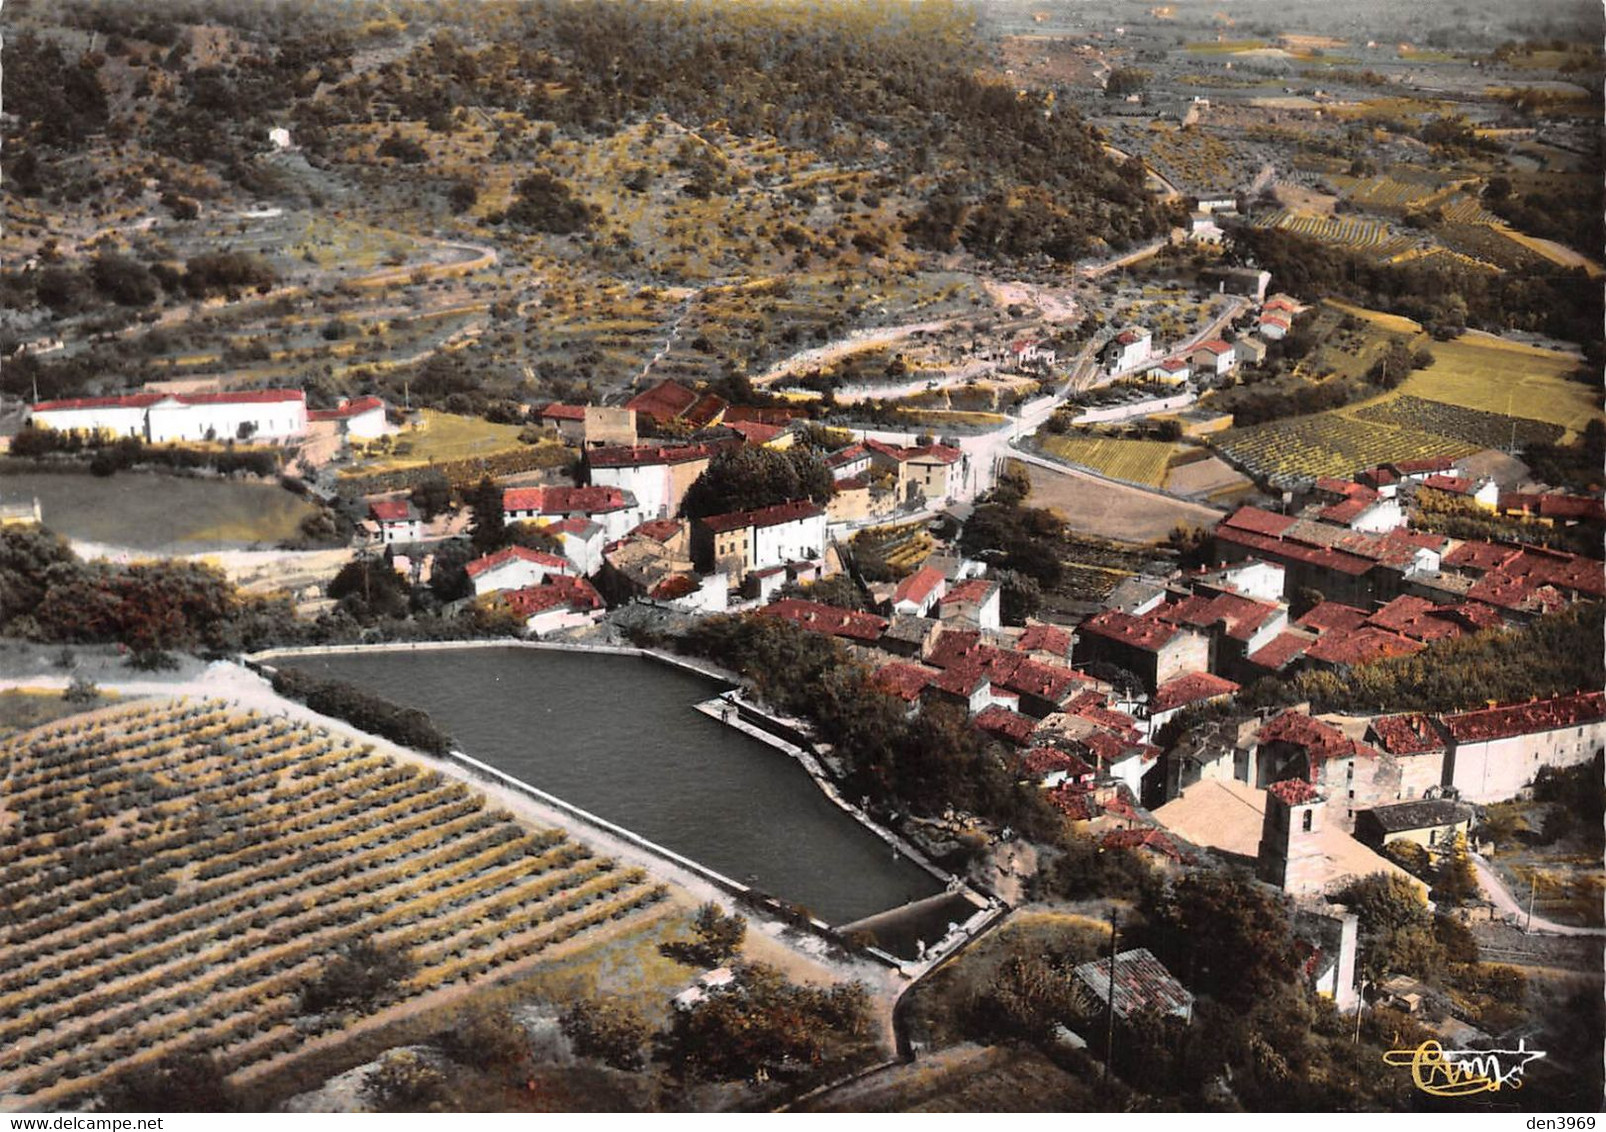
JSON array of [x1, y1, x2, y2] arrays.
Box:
[[1325, 170, 1448, 212], [1038, 435, 1182, 488], [0, 700, 666, 1107], [1252, 209, 1414, 256]]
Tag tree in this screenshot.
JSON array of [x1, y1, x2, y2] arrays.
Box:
[[299, 938, 415, 1016], [559, 999, 651, 1070], [1433, 834, 1480, 906], [660, 901, 747, 966], [436, 1006, 531, 1072], [409, 470, 452, 520], [1332, 873, 1442, 981], [327, 555, 411, 623], [63, 673, 100, 705], [506, 170, 596, 234], [97, 1052, 235, 1112], [1148, 871, 1296, 1010], [363, 1051, 453, 1112], [679, 447, 833, 519], [467, 475, 507, 552]]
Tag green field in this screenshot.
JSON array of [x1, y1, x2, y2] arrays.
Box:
[[1039, 435, 1182, 487], [0, 472, 319, 551]]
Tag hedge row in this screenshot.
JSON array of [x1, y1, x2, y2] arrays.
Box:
[[270, 667, 453, 756]]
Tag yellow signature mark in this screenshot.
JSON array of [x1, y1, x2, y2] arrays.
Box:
[[1382, 1039, 1545, 1097]]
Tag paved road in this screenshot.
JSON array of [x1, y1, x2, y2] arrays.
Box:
[[1471, 853, 1606, 937]]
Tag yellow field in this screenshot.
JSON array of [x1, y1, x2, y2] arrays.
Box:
[[1398, 337, 1596, 437], [1039, 435, 1182, 487], [1491, 227, 1604, 278], [1324, 300, 1423, 334], [354, 409, 529, 471]]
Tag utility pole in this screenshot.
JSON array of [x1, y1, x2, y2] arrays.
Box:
[[1525, 873, 1536, 935], [1103, 911, 1119, 1087]]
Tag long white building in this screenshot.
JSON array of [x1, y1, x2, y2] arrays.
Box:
[[31, 390, 309, 444]]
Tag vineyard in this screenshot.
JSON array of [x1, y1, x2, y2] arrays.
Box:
[[1214, 412, 1475, 484], [1397, 337, 1597, 437], [0, 700, 667, 1107], [1350, 395, 1565, 450], [1251, 209, 1414, 256], [1037, 435, 1182, 488]]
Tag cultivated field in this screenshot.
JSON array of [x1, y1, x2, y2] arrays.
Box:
[[1020, 461, 1222, 544], [1350, 395, 1566, 449], [0, 699, 667, 1107], [1397, 337, 1597, 437], [1215, 412, 1476, 484], [0, 472, 319, 552], [1037, 434, 1181, 488], [350, 410, 534, 472]]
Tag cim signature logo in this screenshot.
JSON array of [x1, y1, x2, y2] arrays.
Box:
[[1382, 1038, 1547, 1097]]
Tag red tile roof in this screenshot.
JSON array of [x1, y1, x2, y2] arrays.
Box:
[[307, 396, 385, 422], [1443, 540, 1522, 573], [1100, 828, 1188, 862], [625, 379, 700, 422], [892, 565, 945, 608], [697, 498, 825, 534], [1071, 948, 1194, 1021], [1368, 713, 1446, 756], [758, 598, 888, 642], [1422, 474, 1477, 495], [1267, 778, 1320, 806], [1441, 691, 1605, 745], [1020, 746, 1095, 780], [1018, 623, 1073, 656], [503, 485, 634, 515], [975, 705, 1037, 746], [1258, 711, 1380, 772], [1216, 526, 1375, 576], [1048, 784, 1098, 820], [1223, 506, 1298, 538], [549, 516, 604, 539], [1115, 329, 1147, 346], [36, 389, 308, 412], [1151, 672, 1240, 713], [724, 405, 805, 425], [1393, 456, 1457, 475], [1245, 630, 1312, 672], [684, 392, 729, 429], [34, 393, 165, 412], [539, 402, 587, 422], [1078, 609, 1182, 653], [872, 662, 939, 702], [628, 518, 684, 543], [1304, 626, 1425, 667], [369, 499, 416, 523], [503, 576, 603, 617], [465, 545, 570, 579], [864, 438, 962, 465], [1159, 590, 1280, 642], [1195, 338, 1232, 355], [1297, 602, 1370, 634], [941, 577, 998, 606], [724, 420, 785, 445]]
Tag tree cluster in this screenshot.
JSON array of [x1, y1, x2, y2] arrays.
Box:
[[270, 666, 454, 755], [679, 446, 834, 520]]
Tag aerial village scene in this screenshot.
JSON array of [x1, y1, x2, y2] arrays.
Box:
[[0, 0, 1601, 1116]]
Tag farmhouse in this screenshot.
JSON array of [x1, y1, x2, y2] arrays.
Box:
[[1103, 327, 1153, 373], [31, 389, 310, 443], [502, 576, 606, 637], [464, 545, 574, 597], [368, 499, 422, 544], [1189, 339, 1236, 383], [307, 396, 391, 440], [690, 499, 827, 581], [537, 402, 588, 445], [864, 439, 965, 504], [890, 564, 946, 618]]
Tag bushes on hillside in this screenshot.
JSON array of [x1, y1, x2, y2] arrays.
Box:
[[270, 666, 453, 755]]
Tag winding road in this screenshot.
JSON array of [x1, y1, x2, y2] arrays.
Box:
[[1470, 853, 1606, 937]]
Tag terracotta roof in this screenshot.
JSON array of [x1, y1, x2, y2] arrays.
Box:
[[1258, 710, 1380, 771], [503, 576, 603, 617], [892, 565, 945, 607], [1100, 828, 1188, 862], [1422, 474, 1477, 495], [1160, 357, 1190, 373], [1077, 609, 1181, 653], [1020, 747, 1094, 780], [1392, 456, 1457, 475], [465, 545, 570, 579], [864, 438, 962, 465], [941, 578, 998, 606], [307, 396, 385, 422], [683, 392, 729, 428], [1018, 623, 1073, 656], [1215, 526, 1375, 576], [539, 402, 587, 422], [1368, 713, 1447, 756], [627, 518, 684, 543], [872, 662, 939, 702], [975, 705, 1037, 746], [1267, 778, 1320, 806], [1318, 497, 1379, 526], [1245, 630, 1312, 672], [724, 420, 785, 445], [724, 405, 805, 425], [1304, 626, 1425, 667], [1115, 329, 1147, 346], [1072, 948, 1193, 1020], [549, 516, 604, 539], [1159, 590, 1280, 642], [758, 598, 888, 642], [504, 485, 633, 515], [1194, 338, 1232, 355], [1441, 691, 1605, 744], [625, 379, 700, 422], [1223, 506, 1298, 538], [1297, 602, 1370, 634], [1151, 672, 1240, 713], [369, 499, 416, 523], [34, 393, 165, 412], [37, 389, 308, 412], [825, 444, 869, 469], [697, 498, 825, 534], [1443, 540, 1522, 573], [1048, 784, 1098, 820]]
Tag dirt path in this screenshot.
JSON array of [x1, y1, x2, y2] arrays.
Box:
[[753, 320, 957, 387]]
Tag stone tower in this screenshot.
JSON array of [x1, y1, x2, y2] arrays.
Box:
[[1258, 777, 1326, 894]]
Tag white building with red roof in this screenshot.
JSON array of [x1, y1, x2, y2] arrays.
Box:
[[464, 545, 574, 597], [502, 485, 645, 543], [1440, 691, 1605, 803], [502, 576, 606, 637], [1103, 328, 1153, 374], [307, 396, 390, 440], [586, 442, 723, 520], [32, 389, 309, 443], [890, 565, 946, 618], [864, 439, 965, 504], [367, 499, 422, 544], [1189, 339, 1236, 381], [690, 499, 827, 581]]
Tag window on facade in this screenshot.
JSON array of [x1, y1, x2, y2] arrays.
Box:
[[1301, 810, 1312, 832]]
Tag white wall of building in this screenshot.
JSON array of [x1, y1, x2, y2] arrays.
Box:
[[752, 513, 826, 571], [1446, 722, 1606, 803], [147, 398, 308, 443], [591, 463, 671, 521], [33, 405, 150, 438]]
